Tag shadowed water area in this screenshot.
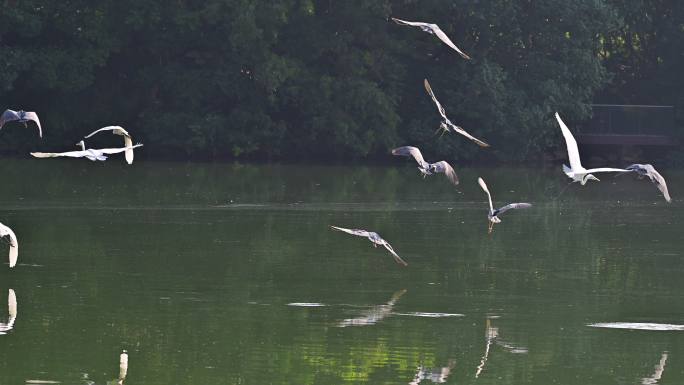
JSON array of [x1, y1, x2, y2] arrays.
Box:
[[1, 159, 684, 384]]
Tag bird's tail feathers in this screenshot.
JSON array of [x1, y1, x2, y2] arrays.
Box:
[[562, 164, 572, 175]]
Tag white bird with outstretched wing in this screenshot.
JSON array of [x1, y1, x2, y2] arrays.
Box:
[[84, 126, 135, 164], [0, 222, 18, 268], [556, 112, 629, 184], [31, 141, 143, 163]]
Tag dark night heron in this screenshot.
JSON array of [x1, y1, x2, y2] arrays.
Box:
[[556, 112, 629, 184], [424, 79, 490, 147], [31, 140, 143, 163], [0, 109, 43, 138], [478, 177, 532, 234], [391, 17, 471, 60], [392, 146, 459, 186], [84, 126, 135, 164], [0, 222, 18, 268], [626, 164, 671, 203], [330, 226, 408, 266]]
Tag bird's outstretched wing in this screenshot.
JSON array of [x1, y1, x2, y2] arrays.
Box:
[[450, 124, 490, 147], [84, 125, 130, 139], [0, 223, 18, 268], [432, 26, 471, 59], [30, 150, 88, 158], [98, 143, 143, 155], [430, 161, 459, 185], [626, 164, 671, 202], [584, 167, 630, 174], [330, 225, 371, 238], [22, 111, 42, 138], [391, 17, 428, 27], [392, 146, 428, 168], [0, 110, 20, 129], [555, 113, 582, 171], [424, 79, 448, 120], [494, 203, 532, 216], [381, 242, 408, 266], [478, 177, 494, 212], [123, 135, 134, 164]]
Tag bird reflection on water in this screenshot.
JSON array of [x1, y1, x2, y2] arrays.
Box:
[[475, 317, 528, 378], [337, 289, 406, 328], [409, 359, 456, 385], [641, 352, 668, 385], [0, 289, 17, 335]]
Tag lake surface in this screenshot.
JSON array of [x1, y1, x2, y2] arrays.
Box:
[[1, 159, 683, 384]]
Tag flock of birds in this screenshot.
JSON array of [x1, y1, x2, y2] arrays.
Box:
[[330, 16, 672, 267], [0, 109, 143, 268], [0, 13, 676, 385]]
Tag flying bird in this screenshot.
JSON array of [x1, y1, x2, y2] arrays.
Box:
[[31, 141, 143, 163], [556, 112, 629, 184], [626, 164, 671, 203], [391, 17, 471, 60], [0, 222, 18, 268], [84, 126, 135, 164], [0, 109, 42, 138], [392, 146, 458, 185], [478, 177, 532, 234], [330, 226, 408, 266], [424, 79, 489, 147]]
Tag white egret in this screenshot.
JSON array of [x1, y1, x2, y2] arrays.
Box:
[[626, 164, 671, 203], [0, 222, 18, 268], [330, 226, 408, 266], [31, 141, 143, 163], [478, 177, 532, 234], [424, 79, 490, 147], [84, 126, 135, 164], [392, 146, 459, 185], [556, 112, 629, 184], [391, 17, 471, 59], [0, 109, 42, 138]]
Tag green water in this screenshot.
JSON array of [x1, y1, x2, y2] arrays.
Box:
[[1, 159, 683, 384]]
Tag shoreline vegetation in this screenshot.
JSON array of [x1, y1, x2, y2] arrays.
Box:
[[0, 2, 681, 163]]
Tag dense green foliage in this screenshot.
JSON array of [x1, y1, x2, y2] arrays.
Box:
[[0, 1, 681, 162]]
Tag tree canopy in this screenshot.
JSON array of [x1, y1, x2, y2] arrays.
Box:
[[0, 1, 680, 162]]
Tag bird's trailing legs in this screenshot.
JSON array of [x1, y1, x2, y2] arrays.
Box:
[[434, 123, 449, 138], [488, 221, 494, 234]]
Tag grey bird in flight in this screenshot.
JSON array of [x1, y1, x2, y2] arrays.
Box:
[[626, 164, 671, 203], [391, 17, 471, 60], [424, 79, 489, 147], [84, 126, 136, 164], [478, 177, 532, 234], [330, 226, 408, 266], [392, 146, 458, 185], [0, 109, 42, 138]]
